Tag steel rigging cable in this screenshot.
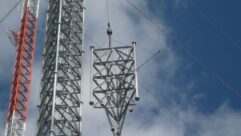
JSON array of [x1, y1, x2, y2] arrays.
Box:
[[186, 0, 241, 53], [0, 1, 22, 24], [126, 0, 241, 100]]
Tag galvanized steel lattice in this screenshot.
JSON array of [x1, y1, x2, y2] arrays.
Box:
[[37, 0, 84, 135], [90, 43, 139, 136]]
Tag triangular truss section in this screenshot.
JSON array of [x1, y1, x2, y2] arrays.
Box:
[[90, 43, 139, 136]]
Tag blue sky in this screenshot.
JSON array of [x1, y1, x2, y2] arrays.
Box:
[[1, 0, 241, 135], [157, 0, 241, 112]]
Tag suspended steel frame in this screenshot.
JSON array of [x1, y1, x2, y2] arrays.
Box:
[[37, 0, 84, 135], [89, 42, 139, 136], [5, 0, 40, 136]]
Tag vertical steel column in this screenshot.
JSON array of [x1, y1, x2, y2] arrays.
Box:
[[37, 0, 84, 135], [5, 0, 40, 136], [49, 0, 63, 135], [132, 42, 139, 101]]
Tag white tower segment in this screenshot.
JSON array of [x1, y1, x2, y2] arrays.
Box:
[[90, 42, 139, 136]]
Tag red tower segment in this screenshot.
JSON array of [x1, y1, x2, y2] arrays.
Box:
[[5, 0, 39, 135]]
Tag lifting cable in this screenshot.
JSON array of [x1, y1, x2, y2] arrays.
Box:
[[106, 0, 110, 23], [105, 0, 113, 48]]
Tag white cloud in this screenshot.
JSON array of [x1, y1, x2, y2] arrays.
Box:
[[197, 106, 241, 136]]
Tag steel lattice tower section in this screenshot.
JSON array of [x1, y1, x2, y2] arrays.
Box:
[[89, 42, 139, 136], [37, 0, 84, 135], [5, 0, 40, 136]]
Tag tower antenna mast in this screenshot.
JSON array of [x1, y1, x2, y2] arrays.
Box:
[[5, 0, 40, 135], [36, 0, 85, 135]]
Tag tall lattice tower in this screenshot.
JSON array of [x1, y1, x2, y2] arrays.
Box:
[[5, 0, 40, 136], [37, 0, 84, 135]]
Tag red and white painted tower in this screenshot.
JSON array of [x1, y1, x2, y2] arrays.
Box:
[[5, 0, 39, 135]]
